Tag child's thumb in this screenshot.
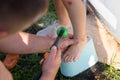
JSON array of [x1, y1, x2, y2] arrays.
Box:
[[49, 46, 57, 58]]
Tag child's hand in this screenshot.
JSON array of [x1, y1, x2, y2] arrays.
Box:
[[40, 46, 61, 80], [57, 34, 78, 52]]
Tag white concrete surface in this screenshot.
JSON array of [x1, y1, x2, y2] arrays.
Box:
[[89, 0, 120, 43]]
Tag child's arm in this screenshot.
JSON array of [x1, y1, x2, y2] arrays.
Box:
[[62, 0, 87, 61], [54, 0, 70, 28], [0, 32, 77, 54], [0, 32, 54, 54]]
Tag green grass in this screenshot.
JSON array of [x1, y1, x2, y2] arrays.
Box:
[[102, 65, 120, 80], [36, 0, 57, 28], [10, 54, 43, 80]]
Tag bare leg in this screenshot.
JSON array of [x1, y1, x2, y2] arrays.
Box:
[[54, 0, 71, 28], [62, 0, 87, 62], [36, 0, 71, 38]]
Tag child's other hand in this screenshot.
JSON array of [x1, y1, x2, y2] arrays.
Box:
[[41, 46, 61, 80], [57, 34, 78, 52]]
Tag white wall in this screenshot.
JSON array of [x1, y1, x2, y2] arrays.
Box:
[[89, 0, 120, 43]]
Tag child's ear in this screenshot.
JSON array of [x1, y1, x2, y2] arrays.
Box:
[[0, 30, 7, 39]]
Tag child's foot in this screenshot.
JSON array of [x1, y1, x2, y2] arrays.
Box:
[[62, 37, 87, 62]]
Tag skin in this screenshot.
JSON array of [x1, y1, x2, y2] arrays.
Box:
[[40, 46, 61, 80], [0, 32, 77, 80], [54, 0, 87, 62], [0, 61, 13, 80], [0, 32, 77, 54], [0, 0, 78, 80], [53, 0, 70, 28]]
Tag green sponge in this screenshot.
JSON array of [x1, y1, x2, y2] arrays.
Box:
[[56, 27, 68, 38]]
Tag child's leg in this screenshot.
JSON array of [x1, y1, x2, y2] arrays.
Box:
[[62, 0, 87, 62], [0, 61, 13, 80], [37, 0, 73, 37], [54, 0, 71, 28]]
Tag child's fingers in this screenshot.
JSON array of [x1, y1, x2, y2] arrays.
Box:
[[55, 48, 62, 59], [49, 46, 57, 58], [60, 39, 78, 49], [67, 34, 73, 39]]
